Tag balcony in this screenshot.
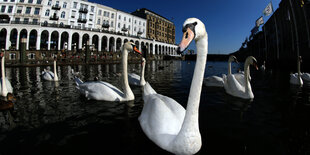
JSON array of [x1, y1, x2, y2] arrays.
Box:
[[52, 5, 61, 10], [50, 14, 59, 20], [102, 23, 110, 29], [137, 31, 143, 35], [79, 8, 88, 13], [121, 27, 128, 32], [77, 18, 87, 23]]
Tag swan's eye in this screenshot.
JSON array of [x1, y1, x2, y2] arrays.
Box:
[[185, 32, 188, 39]]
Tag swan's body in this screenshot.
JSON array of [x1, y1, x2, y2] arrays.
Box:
[[290, 56, 303, 86], [75, 42, 141, 101], [139, 18, 207, 154], [0, 52, 13, 97], [301, 73, 310, 82], [42, 60, 59, 81], [223, 56, 258, 99], [128, 58, 146, 86], [203, 55, 237, 87]]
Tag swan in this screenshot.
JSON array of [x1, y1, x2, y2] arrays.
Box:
[[0, 51, 13, 97], [301, 73, 310, 82], [128, 57, 146, 86], [139, 18, 207, 154], [74, 42, 141, 101], [203, 55, 237, 87], [41, 59, 59, 81], [260, 61, 266, 71], [290, 56, 303, 86], [223, 56, 258, 99]]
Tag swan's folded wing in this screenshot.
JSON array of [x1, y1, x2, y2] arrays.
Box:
[[128, 73, 140, 85], [203, 75, 224, 87], [144, 82, 157, 96], [224, 74, 245, 95], [5, 78, 13, 93]]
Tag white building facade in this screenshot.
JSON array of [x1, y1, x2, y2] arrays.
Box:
[[0, 0, 176, 55]]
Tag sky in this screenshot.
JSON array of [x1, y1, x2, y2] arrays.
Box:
[[90, 0, 281, 54]]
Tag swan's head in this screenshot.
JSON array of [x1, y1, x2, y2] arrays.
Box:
[[141, 57, 146, 65], [123, 42, 142, 55], [228, 55, 238, 63], [177, 18, 207, 54], [0, 51, 4, 58], [245, 56, 258, 70]]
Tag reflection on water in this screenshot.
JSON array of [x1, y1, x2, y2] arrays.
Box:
[[0, 60, 310, 155]]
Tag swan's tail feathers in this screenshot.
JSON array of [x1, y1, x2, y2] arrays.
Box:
[[74, 77, 84, 86], [143, 82, 157, 96]]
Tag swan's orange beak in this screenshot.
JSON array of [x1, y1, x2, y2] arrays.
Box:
[[0, 52, 3, 58], [177, 28, 195, 54], [133, 46, 142, 55], [253, 62, 258, 70]]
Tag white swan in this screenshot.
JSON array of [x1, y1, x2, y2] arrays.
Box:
[[290, 56, 303, 86], [139, 18, 207, 154], [42, 59, 59, 81], [0, 51, 13, 97], [128, 57, 146, 86], [223, 56, 258, 99], [74, 42, 141, 101], [203, 55, 237, 87], [301, 73, 310, 82]]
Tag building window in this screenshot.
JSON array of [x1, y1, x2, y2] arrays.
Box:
[[97, 18, 100, 24], [28, 53, 35, 60], [89, 14, 93, 21], [111, 13, 114, 18], [119, 15, 121, 20], [25, 7, 31, 14], [55, 1, 59, 6], [134, 27, 136, 31], [98, 9, 101, 15], [73, 2, 77, 9], [61, 11, 65, 18], [111, 21, 113, 27], [10, 0, 15, 2], [139, 21, 141, 25], [123, 24, 125, 28], [0, 6, 5, 13], [24, 18, 29, 23], [47, 0, 52, 6], [124, 17, 126, 21], [91, 6, 94, 12], [8, 6, 13, 13], [45, 9, 50, 16], [129, 18, 131, 22], [33, 18, 38, 23], [71, 10, 76, 18], [28, 0, 33, 3], [143, 22, 145, 26], [19, 0, 24, 2], [15, 18, 20, 21], [70, 21, 74, 25], [128, 25, 130, 29], [135, 20, 136, 24], [9, 53, 16, 60], [3, 0, 7, 2], [118, 23, 120, 28], [103, 11, 106, 17], [34, 8, 40, 14], [36, 0, 41, 4], [63, 2, 67, 8]]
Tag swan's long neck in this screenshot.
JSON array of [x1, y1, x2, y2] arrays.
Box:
[[122, 48, 134, 100], [140, 60, 146, 86], [297, 58, 301, 76], [53, 60, 59, 81], [1, 55, 7, 96], [228, 59, 232, 75], [178, 35, 208, 138], [244, 61, 252, 93]]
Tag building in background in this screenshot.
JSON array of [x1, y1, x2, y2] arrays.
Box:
[[132, 8, 175, 44]]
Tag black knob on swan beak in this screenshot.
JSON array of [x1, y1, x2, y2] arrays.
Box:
[[176, 47, 183, 55]]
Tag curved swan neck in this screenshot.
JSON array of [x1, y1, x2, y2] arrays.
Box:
[[178, 34, 208, 136], [1, 55, 7, 96], [244, 61, 251, 92], [140, 60, 146, 86], [297, 58, 301, 76], [228, 60, 232, 75], [53, 60, 59, 81], [122, 48, 134, 99]]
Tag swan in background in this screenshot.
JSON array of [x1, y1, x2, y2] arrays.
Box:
[[42, 59, 59, 81], [0, 51, 13, 97], [223, 56, 258, 99], [139, 18, 206, 154], [301, 73, 310, 82], [128, 57, 146, 86], [290, 56, 303, 86], [260, 61, 266, 71], [74, 42, 141, 101], [203, 55, 237, 87]]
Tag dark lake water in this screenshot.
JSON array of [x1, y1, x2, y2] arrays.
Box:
[[0, 60, 310, 155]]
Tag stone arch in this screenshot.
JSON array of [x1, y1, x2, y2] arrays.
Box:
[[29, 29, 37, 50], [0, 28, 7, 49], [123, 39, 128, 44], [155, 44, 158, 55], [51, 31, 59, 50], [82, 33, 89, 49], [40, 30, 49, 50], [72, 32, 79, 51], [10, 29, 18, 50], [19, 29, 28, 49], [60, 31, 69, 50], [116, 37, 122, 51], [135, 40, 139, 50], [101, 36, 108, 52], [150, 43, 153, 54], [92, 35, 99, 51], [109, 37, 115, 52]]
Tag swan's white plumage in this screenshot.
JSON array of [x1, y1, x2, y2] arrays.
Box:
[[139, 18, 206, 154], [42, 60, 59, 81], [302, 73, 310, 82], [128, 58, 146, 86], [203, 75, 224, 87], [0, 52, 13, 96]]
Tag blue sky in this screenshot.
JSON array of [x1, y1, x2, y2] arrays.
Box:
[[91, 0, 281, 54]]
